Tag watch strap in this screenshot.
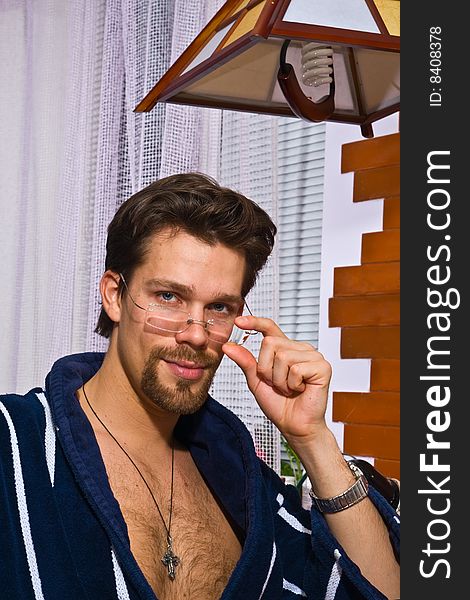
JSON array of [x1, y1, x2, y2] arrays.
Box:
[[309, 462, 369, 513]]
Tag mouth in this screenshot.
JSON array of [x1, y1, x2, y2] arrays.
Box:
[[163, 359, 207, 381]]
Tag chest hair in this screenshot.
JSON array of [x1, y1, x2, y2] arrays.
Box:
[[103, 443, 243, 600]]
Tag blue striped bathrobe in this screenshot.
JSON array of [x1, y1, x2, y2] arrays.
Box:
[[0, 353, 399, 599]]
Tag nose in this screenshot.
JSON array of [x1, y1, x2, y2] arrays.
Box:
[[174, 319, 210, 348]]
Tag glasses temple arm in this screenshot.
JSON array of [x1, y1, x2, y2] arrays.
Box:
[[119, 273, 147, 312], [241, 301, 258, 337]]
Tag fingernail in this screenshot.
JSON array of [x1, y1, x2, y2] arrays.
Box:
[[237, 316, 249, 324]]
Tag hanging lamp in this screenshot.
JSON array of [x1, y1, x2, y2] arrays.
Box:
[[135, 0, 400, 138]]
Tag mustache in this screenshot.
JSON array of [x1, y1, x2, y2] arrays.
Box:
[[148, 345, 220, 369]]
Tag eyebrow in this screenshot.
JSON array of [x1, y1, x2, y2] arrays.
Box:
[[144, 278, 244, 305]]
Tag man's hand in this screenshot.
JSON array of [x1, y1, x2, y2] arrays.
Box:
[[222, 315, 332, 448], [224, 315, 400, 599]]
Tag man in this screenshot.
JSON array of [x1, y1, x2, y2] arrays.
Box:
[[0, 173, 399, 599]]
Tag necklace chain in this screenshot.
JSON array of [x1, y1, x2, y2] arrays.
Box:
[[81, 383, 180, 580]]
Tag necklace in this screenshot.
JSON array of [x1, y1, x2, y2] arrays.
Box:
[[81, 383, 180, 580]]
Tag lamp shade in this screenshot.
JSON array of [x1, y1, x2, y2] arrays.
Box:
[[135, 0, 400, 137]]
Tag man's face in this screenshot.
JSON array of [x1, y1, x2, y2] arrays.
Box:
[[114, 228, 246, 415]]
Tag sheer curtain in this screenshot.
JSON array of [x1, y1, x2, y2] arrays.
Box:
[[0, 0, 96, 394], [0, 0, 189, 392]]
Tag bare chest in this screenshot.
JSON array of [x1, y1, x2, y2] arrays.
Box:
[[101, 444, 242, 600]]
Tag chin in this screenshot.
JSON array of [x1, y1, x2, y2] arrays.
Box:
[[140, 344, 219, 415], [142, 367, 214, 415]]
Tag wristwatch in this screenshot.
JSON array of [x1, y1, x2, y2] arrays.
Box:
[[309, 461, 369, 513]]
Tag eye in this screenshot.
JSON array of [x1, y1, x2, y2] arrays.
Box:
[[157, 291, 178, 303], [208, 302, 235, 316]]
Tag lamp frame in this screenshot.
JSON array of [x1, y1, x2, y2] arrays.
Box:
[[135, 0, 399, 131]]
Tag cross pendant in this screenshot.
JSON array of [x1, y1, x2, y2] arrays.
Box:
[[161, 535, 180, 580]]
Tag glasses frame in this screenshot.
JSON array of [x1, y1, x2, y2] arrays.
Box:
[[119, 273, 257, 345]]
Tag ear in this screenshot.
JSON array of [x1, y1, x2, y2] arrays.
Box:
[[100, 270, 122, 325]]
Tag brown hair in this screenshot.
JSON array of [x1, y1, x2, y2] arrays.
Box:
[[95, 172, 277, 338]]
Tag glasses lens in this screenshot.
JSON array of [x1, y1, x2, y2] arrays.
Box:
[[227, 324, 253, 345], [145, 305, 233, 343], [227, 302, 257, 345], [207, 321, 256, 345], [146, 305, 188, 333], [205, 319, 233, 344], [144, 304, 256, 346]]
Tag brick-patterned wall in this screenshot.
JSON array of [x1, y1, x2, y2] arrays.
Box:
[[329, 132, 400, 480]]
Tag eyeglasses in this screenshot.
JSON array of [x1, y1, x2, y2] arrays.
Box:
[[119, 274, 257, 345]]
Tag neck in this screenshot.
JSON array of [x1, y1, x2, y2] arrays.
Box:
[[78, 351, 179, 451]]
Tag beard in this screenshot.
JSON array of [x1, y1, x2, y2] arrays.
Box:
[[141, 344, 221, 415]]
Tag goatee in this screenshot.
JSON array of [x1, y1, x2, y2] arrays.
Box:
[[141, 345, 221, 414]]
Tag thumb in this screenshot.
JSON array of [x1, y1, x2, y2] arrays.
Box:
[[222, 343, 260, 390]]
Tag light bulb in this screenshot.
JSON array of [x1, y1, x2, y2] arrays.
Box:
[[301, 43, 334, 87]]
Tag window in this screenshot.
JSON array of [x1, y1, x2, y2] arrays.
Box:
[[277, 119, 326, 347], [206, 111, 326, 473]]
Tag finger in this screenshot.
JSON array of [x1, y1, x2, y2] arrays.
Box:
[[272, 349, 314, 395], [286, 362, 308, 393], [256, 336, 275, 385], [235, 315, 288, 339], [222, 343, 260, 392], [257, 339, 316, 386], [271, 350, 290, 395], [287, 359, 332, 390]]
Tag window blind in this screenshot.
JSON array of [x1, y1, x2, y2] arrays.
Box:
[[277, 119, 326, 347]]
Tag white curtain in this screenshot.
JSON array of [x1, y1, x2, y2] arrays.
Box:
[[0, 0, 192, 393], [0, 0, 86, 393]]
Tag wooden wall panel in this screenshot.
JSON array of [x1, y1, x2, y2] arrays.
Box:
[[333, 391, 400, 426], [344, 424, 400, 460], [330, 132, 400, 480], [353, 165, 400, 202], [329, 294, 399, 327], [334, 262, 400, 296], [361, 230, 400, 263], [371, 359, 400, 392], [383, 196, 400, 229], [341, 326, 400, 359], [341, 133, 399, 173], [375, 459, 400, 480]]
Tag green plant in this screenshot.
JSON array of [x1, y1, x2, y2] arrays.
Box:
[[280, 436, 304, 486]]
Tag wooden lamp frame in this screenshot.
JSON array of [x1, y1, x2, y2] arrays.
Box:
[[134, 0, 399, 136]]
